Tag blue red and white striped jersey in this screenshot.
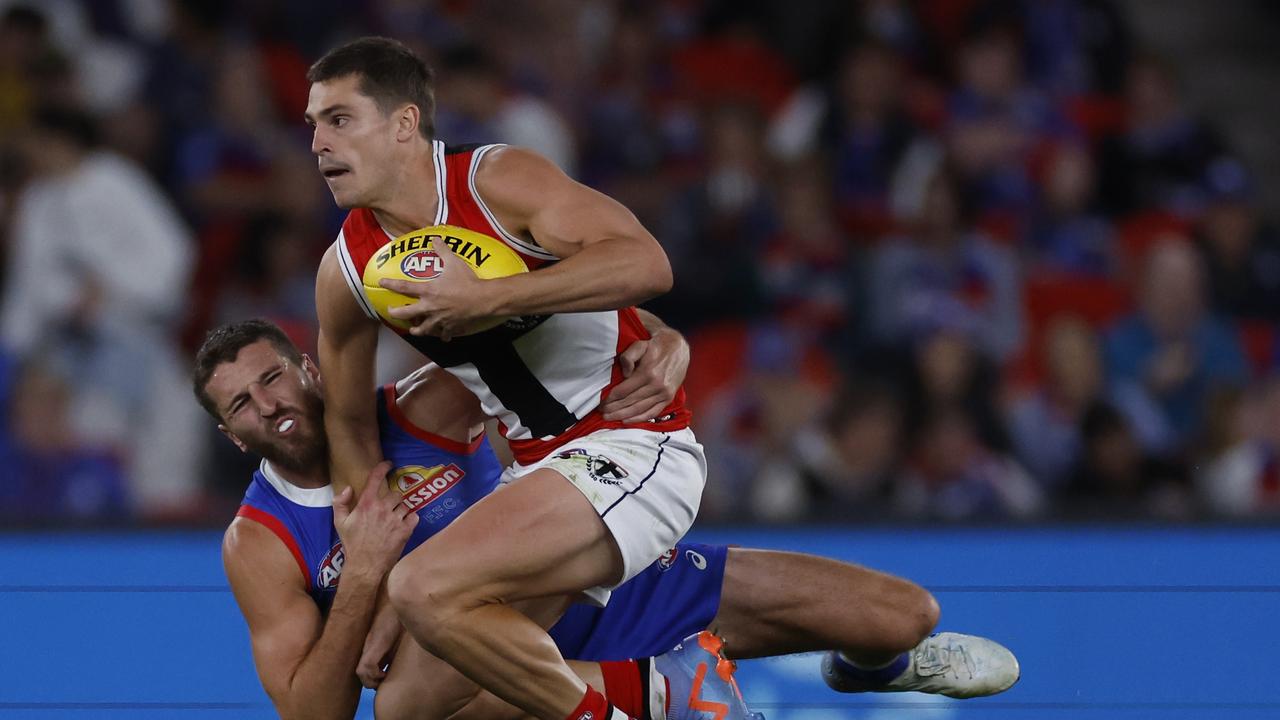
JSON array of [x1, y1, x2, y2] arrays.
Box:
[[234, 384, 501, 609]]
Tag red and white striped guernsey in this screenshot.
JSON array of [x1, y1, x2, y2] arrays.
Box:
[[332, 140, 691, 465]]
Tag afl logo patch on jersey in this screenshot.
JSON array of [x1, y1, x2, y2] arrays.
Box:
[[317, 541, 345, 590], [401, 249, 443, 280], [392, 463, 465, 512], [657, 547, 678, 572]]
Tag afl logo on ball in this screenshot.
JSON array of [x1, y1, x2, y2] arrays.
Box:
[[401, 249, 443, 279]]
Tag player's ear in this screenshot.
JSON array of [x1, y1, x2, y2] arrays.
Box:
[[301, 354, 322, 386], [395, 104, 420, 142], [218, 425, 249, 453]]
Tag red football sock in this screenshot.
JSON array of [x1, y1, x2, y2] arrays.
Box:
[[601, 659, 666, 720], [566, 685, 629, 720]]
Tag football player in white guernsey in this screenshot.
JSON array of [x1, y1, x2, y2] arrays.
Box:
[[305, 36, 735, 720]]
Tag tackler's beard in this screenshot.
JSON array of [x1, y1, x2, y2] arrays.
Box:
[[244, 389, 330, 477]]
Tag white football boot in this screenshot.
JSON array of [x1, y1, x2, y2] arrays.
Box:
[[823, 632, 1020, 699]]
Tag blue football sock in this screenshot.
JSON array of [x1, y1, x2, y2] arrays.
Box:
[[828, 651, 910, 688]]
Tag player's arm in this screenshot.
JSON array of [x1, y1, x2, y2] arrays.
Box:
[[316, 244, 383, 495], [393, 365, 487, 443], [223, 464, 415, 720], [223, 519, 363, 720], [475, 146, 673, 316], [599, 309, 690, 423], [381, 147, 672, 338]]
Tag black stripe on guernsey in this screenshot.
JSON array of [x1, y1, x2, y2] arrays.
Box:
[[638, 657, 653, 720], [602, 435, 670, 518], [445, 142, 485, 155], [405, 320, 579, 438]]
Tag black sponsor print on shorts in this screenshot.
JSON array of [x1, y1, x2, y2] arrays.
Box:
[[554, 448, 630, 486]]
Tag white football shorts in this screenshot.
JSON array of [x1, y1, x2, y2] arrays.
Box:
[[499, 427, 706, 606]]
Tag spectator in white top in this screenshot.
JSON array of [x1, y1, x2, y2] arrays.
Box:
[[0, 105, 203, 518]]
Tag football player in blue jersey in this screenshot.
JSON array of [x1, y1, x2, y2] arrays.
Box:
[[196, 318, 1018, 720]]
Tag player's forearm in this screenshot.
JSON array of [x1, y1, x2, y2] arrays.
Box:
[[325, 409, 383, 495], [483, 238, 672, 316], [277, 569, 383, 720]]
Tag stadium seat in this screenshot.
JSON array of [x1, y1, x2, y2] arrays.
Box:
[[1117, 211, 1194, 269], [1236, 319, 1276, 377], [1009, 272, 1132, 387]]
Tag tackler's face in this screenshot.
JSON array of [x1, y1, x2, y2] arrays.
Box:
[[306, 74, 402, 209], [205, 340, 328, 474]]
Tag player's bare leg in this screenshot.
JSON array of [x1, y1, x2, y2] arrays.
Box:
[[375, 624, 605, 720], [386, 469, 643, 719], [709, 549, 938, 662], [709, 549, 1018, 698]]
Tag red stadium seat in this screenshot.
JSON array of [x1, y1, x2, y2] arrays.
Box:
[[1065, 94, 1127, 142], [1117, 211, 1194, 270], [683, 321, 837, 419], [1009, 272, 1131, 388], [1236, 319, 1276, 377], [683, 322, 751, 419]]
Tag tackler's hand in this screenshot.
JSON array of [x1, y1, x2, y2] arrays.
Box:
[[601, 325, 689, 423], [357, 593, 403, 689], [332, 461, 418, 580]]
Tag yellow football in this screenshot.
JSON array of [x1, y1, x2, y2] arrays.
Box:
[[362, 224, 528, 332]]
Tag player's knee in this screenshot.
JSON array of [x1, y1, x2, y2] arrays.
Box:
[[386, 561, 434, 617], [891, 581, 939, 649], [388, 559, 469, 631], [912, 585, 941, 638]]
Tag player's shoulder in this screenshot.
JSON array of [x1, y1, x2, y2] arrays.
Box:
[[223, 509, 309, 587], [474, 144, 563, 181], [222, 513, 280, 565], [473, 145, 572, 207]]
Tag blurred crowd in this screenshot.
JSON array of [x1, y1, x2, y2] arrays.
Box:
[[2, 0, 1279, 525]]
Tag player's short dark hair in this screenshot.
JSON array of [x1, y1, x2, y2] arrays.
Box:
[[307, 36, 436, 139], [193, 319, 305, 420]]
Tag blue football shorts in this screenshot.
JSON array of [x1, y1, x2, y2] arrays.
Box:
[[548, 542, 728, 661]]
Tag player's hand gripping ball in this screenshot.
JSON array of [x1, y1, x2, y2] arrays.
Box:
[[362, 225, 527, 334]]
